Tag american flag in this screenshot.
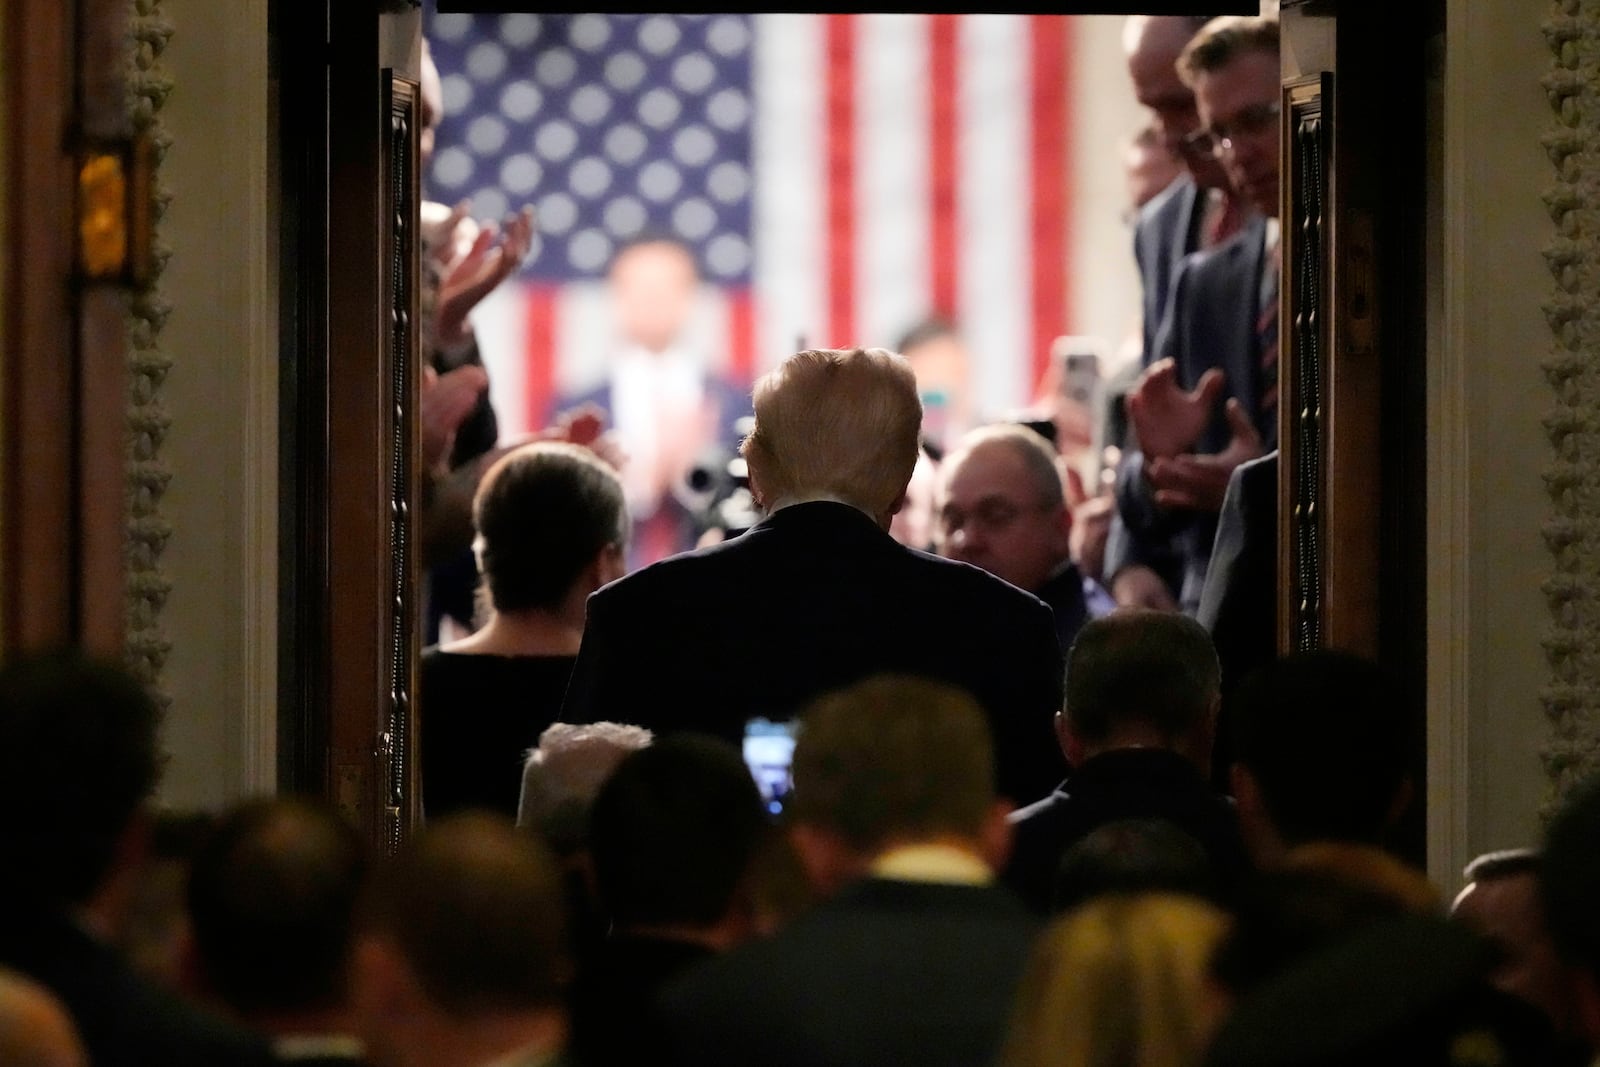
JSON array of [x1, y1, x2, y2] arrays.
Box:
[[424, 10, 1077, 441]]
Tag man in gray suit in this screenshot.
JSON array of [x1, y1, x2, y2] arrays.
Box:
[[1109, 15, 1283, 617]]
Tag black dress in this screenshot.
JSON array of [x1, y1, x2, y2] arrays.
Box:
[[419, 648, 578, 821]]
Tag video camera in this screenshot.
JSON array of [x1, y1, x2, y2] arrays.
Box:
[[675, 415, 762, 543]]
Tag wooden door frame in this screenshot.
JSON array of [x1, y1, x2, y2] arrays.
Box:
[[277, 0, 425, 849], [2, 0, 133, 655]]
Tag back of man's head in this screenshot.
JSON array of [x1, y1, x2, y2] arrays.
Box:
[[517, 721, 654, 856], [588, 734, 766, 933], [359, 813, 568, 1017], [186, 797, 369, 1019], [1541, 773, 1600, 1035], [1229, 650, 1410, 851], [790, 674, 996, 854], [1064, 609, 1221, 753], [0, 649, 162, 909], [741, 347, 922, 520]]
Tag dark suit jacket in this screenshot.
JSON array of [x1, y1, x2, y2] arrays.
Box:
[[559, 500, 1067, 805], [1002, 748, 1250, 915], [1133, 174, 1204, 369], [1108, 217, 1275, 615], [570, 935, 715, 1067], [1197, 450, 1280, 790], [1199, 450, 1279, 695], [0, 909, 277, 1067], [657, 878, 1038, 1067], [1036, 563, 1091, 658]]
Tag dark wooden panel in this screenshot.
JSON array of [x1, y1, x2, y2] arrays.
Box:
[[1278, 3, 1435, 867], [274, 0, 334, 800], [2, 0, 76, 649], [290, 2, 423, 850], [3, 0, 134, 655], [1281, 74, 1333, 655], [379, 75, 423, 849]]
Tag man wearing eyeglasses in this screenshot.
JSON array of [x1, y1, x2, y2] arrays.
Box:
[[1110, 15, 1282, 625], [1122, 15, 1256, 374], [933, 423, 1099, 657], [1107, 15, 1262, 614]]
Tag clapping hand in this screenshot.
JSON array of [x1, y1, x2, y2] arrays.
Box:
[[1127, 358, 1226, 460], [434, 205, 535, 350], [1144, 398, 1264, 513], [420, 364, 489, 475]]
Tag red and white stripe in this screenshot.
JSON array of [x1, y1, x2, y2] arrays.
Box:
[[751, 13, 1076, 415]]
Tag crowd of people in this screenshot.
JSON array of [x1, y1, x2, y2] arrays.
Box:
[[4, 611, 1600, 1065], [3, 11, 1594, 1067]]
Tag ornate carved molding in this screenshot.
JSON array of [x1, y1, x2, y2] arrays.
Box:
[[125, 0, 174, 706], [1541, 0, 1600, 815]]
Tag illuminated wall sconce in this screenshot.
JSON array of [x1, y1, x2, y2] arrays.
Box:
[[74, 135, 153, 287]]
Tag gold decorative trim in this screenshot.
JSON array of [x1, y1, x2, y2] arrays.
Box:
[[126, 0, 175, 706], [1541, 0, 1600, 815]]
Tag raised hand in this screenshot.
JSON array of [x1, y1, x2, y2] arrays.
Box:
[[1145, 397, 1264, 513], [433, 205, 535, 349], [1126, 358, 1226, 460], [420, 198, 479, 270], [420, 364, 489, 474]]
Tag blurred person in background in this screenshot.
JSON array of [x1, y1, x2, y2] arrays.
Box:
[[421, 441, 629, 821], [351, 815, 572, 1067], [934, 423, 1091, 656], [997, 892, 1230, 1067]]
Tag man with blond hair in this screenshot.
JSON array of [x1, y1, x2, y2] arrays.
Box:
[[561, 346, 1067, 805]]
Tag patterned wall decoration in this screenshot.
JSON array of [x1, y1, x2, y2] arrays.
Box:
[[125, 0, 175, 707], [1541, 0, 1600, 816]]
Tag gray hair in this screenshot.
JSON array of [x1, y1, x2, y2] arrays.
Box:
[[516, 722, 655, 854]]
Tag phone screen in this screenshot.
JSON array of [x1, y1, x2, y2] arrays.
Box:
[[743, 717, 797, 818]]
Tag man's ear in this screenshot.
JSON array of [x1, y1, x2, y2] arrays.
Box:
[[979, 800, 1016, 874], [587, 542, 626, 591], [788, 822, 863, 899], [83, 808, 154, 942], [1057, 711, 1085, 768], [352, 934, 424, 1025], [1050, 502, 1074, 555]]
